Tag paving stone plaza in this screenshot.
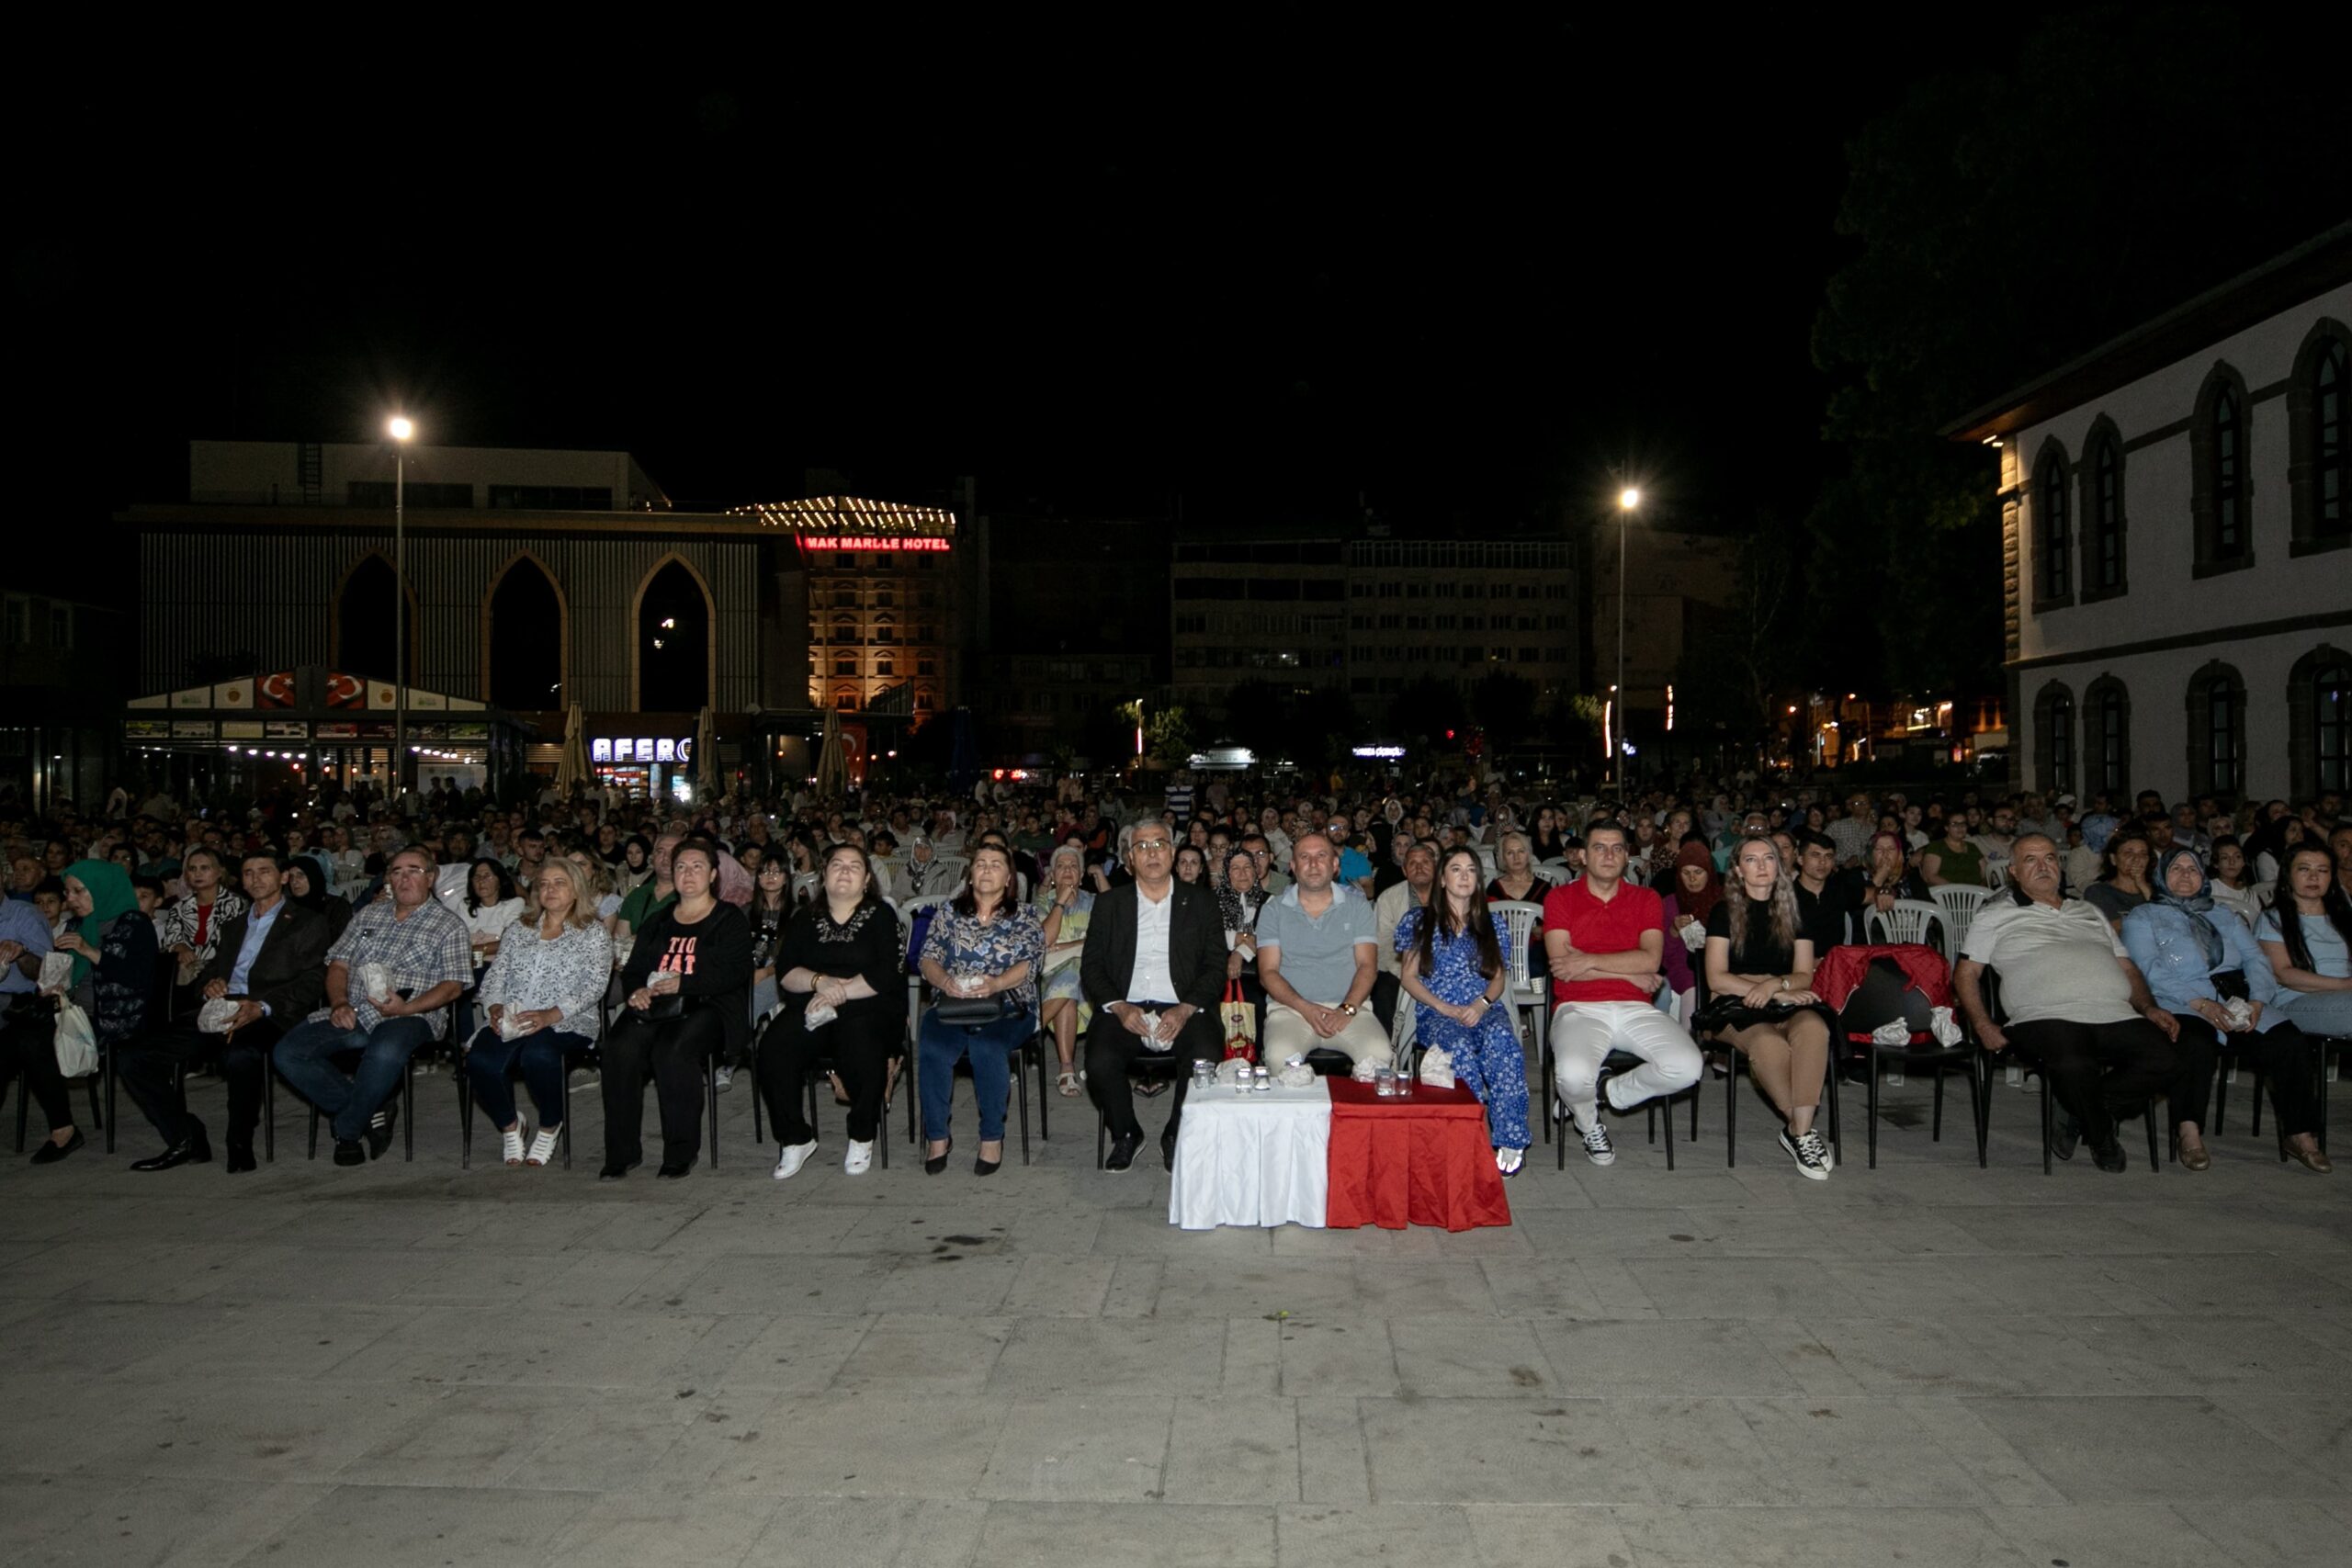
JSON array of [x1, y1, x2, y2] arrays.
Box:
[[4, 1066, 2347, 1568]]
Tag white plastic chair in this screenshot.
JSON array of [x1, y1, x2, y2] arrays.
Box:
[[1928, 885, 1994, 956], [1536, 858, 1574, 886], [1863, 897, 1943, 949], [1488, 899, 1547, 1055], [1984, 862, 2009, 893]]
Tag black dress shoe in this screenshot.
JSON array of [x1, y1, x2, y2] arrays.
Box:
[[130, 1141, 213, 1172], [925, 1137, 954, 1176], [333, 1139, 366, 1167], [656, 1158, 694, 1179], [29, 1128, 85, 1165], [2049, 1107, 2081, 1162], [597, 1157, 641, 1180], [1104, 1132, 1143, 1172], [2091, 1139, 2129, 1174], [366, 1104, 400, 1161], [225, 1145, 257, 1175]]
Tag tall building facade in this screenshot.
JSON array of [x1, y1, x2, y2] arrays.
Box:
[[1343, 537, 1577, 709]]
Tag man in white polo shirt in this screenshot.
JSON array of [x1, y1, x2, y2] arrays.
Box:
[[1256, 832, 1391, 1072], [1955, 833, 2195, 1173]]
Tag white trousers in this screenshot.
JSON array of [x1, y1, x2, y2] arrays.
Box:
[[1549, 1001, 1703, 1125], [1264, 999, 1393, 1068]]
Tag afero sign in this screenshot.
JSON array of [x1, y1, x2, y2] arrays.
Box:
[[592, 736, 694, 764]]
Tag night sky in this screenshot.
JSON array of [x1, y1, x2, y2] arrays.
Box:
[[19, 19, 1939, 598]]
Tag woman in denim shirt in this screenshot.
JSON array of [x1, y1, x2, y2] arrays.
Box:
[[2123, 847, 2326, 1173]]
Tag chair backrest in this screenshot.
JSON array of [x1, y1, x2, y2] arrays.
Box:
[[790, 872, 820, 905], [1536, 858, 1573, 884], [1984, 861, 2009, 892], [1864, 897, 1943, 949], [1488, 898, 1543, 992], [1928, 885, 1993, 954]]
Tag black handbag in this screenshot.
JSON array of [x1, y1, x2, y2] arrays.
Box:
[[932, 992, 1022, 1027], [2211, 969, 2251, 1002]]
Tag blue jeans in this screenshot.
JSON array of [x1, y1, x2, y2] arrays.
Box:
[[463, 1025, 587, 1131], [918, 1009, 1030, 1143], [274, 1014, 436, 1143]]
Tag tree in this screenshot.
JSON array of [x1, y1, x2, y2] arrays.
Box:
[[1119, 700, 1195, 768], [1808, 4, 2350, 695], [1470, 669, 1538, 753]]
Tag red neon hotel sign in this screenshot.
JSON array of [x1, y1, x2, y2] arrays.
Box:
[[797, 536, 950, 552]]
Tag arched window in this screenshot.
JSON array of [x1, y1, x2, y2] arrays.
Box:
[[873, 614, 896, 646], [636, 558, 710, 712], [832, 652, 858, 677], [2185, 661, 2245, 800], [2193, 366, 2253, 570], [2080, 421, 2126, 596], [483, 555, 563, 711], [833, 686, 860, 712], [2084, 674, 2131, 796], [2035, 445, 2071, 603], [335, 553, 414, 683], [2032, 682, 2075, 796], [2290, 321, 2350, 549], [2290, 646, 2352, 797]]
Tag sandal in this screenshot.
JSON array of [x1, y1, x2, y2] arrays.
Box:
[[499, 1126, 526, 1168], [1057, 1071, 1081, 1098], [526, 1128, 560, 1167]]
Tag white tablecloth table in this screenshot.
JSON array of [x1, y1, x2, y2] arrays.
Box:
[[1168, 1077, 1332, 1230]]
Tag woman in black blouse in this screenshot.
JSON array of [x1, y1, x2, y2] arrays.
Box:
[[601, 842, 752, 1180], [762, 846, 906, 1179], [1702, 836, 1834, 1181]]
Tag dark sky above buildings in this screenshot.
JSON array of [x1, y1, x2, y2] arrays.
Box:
[[18, 17, 1939, 590]]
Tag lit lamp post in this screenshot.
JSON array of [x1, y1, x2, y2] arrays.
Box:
[[1614, 486, 1640, 788], [388, 416, 413, 798]]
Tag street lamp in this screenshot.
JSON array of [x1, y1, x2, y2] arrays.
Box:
[[389, 415, 414, 799], [1613, 487, 1641, 788]]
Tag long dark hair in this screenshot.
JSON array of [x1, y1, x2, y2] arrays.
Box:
[[1415, 846, 1505, 981], [464, 856, 517, 913], [2271, 844, 2352, 974]]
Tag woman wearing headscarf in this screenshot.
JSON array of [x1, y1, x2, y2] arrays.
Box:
[[1659, 840, 1722, 998], [287, 854, 353, 942], [6, 860, 157, 1163], [2123, 845, 2320, 1172]]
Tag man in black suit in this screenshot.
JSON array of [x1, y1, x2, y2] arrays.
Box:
[[1081, 821, 1227, 1171], [118, 851, 329, 1173]]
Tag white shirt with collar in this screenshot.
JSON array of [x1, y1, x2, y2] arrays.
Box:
[[1126, 882, 1178, 1004]]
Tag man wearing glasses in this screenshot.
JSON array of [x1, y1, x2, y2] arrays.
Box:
[[1081, 825, 1228, 1171], [274, 845, 472, 1166]]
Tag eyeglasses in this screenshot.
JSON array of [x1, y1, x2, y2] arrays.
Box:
[[1130, 840, 1172, 852]]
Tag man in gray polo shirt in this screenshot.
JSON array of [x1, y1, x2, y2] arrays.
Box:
[[1256, 832, 1391, 1070], [1955, 833, 2199, 1173]]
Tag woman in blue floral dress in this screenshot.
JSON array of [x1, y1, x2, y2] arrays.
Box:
[[1396, 845, 1532, 1175]]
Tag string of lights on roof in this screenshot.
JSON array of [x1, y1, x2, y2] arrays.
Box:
[[729, 496, 959, 538]]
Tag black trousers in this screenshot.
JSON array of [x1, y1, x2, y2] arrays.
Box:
[[1369, 972, 1400, 1033], [1084, 1003, 1221, 1143], [2167, 1014, 2321, 1138], [601, 1005, 725, 1167], [118, 1017, 279, 1150], [2006, 1014, 2208, 1145], [0, 1010, 70, 1133], [758, 998, 903, 1145]]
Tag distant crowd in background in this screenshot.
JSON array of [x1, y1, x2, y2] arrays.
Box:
[[1, 761, 2346, 1187]]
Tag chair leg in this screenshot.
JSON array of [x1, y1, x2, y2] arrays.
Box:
[[707, 1054, 720, 1171], [2144, 1102, 2160, 1172], [403, 1059, 416, 1162], [458, 1057, 473, 1170], [308, 1102, 320, 1160], [751, 1033, 764, 1146], [1867, 1053, 1881, 1170], [1825, 1054, 1844, 1168], [2040, 1075, 2052, 1175], [1660, 1095, 1675, 1171], [2213, 1062, 2231, 1134], [561, 1066, 573, 1169], [1096, 1105, 1107, 1169], [103, 1043, 117, 1152], [1013, 1045, 1031, 1167], [1931, 1066, 1946, 1143], [1967, 1055, 1986, 1168], [1539, 1035, 1554, 1145], [264, 1048, 275, 1163], [13, 1072, 27, 1153], [1035, 1032, 1050, 1141], [2250, 1071, 2266, 1137], [1725, 1055, 1737, 1168]]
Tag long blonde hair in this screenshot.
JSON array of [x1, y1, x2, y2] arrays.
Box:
[[1723, 834, 1798, 956], [525, 855, 600, 932]]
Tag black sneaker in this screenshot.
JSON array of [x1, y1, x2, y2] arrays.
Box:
[[1779, 1127, 1831, 1181], [333, 1139, 367, 1167], [656, 1158, 694, 1179], [1593, 1064, 1620, 1115], [1104, 1133, 1142, 1172], [367, 1104, 400, 1161]]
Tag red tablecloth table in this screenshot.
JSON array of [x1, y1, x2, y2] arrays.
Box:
[[1324, 1077, 1512, 1232]]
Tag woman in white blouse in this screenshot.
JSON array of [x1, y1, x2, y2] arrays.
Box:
[[463, 857, 612, 1167]]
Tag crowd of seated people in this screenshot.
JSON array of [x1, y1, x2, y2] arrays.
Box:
[[0, 764, 2342, 1191]]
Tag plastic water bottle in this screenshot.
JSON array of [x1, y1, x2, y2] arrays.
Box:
[[1886, 1056, 1905, 1089], [2005, 1060, 2024, 1089]]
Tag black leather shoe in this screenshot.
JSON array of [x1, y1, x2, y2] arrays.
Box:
[[2049, 1107, 2081, 1163], [333, 1139, 367, 1167], [366, 1104, 400, 1161], [2091, 1138, 2129, 1174], [225, 1145, 257, 1175], [29, 1128, 85, 1165], [1104, 1132, 1143, 1172], [656, 1158, 694, 1179], [130, 1141, 212, 1172], [597, 1158, 640, 1180], [925, 1137, 954, 1176]]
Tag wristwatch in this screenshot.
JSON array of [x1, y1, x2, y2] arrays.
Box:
[[1340, 1002, 1358, 1017]]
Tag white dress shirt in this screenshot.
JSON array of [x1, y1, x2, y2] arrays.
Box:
[[1126, 885, 1178, 1003]]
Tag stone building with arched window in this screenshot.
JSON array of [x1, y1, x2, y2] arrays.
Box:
[[1949, 225, 2352, 806]]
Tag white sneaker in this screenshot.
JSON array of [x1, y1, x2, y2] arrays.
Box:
[[713, 1066, 734, 1091], [1496, 1145, 1524, 1179], [1578, 1117, 1617, 1167], [772, 1139, 818, 1180], [843, 1139, 875, 1176]]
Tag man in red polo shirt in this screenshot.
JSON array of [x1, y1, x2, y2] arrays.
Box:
[[1542, 820, 1700, 1165]]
